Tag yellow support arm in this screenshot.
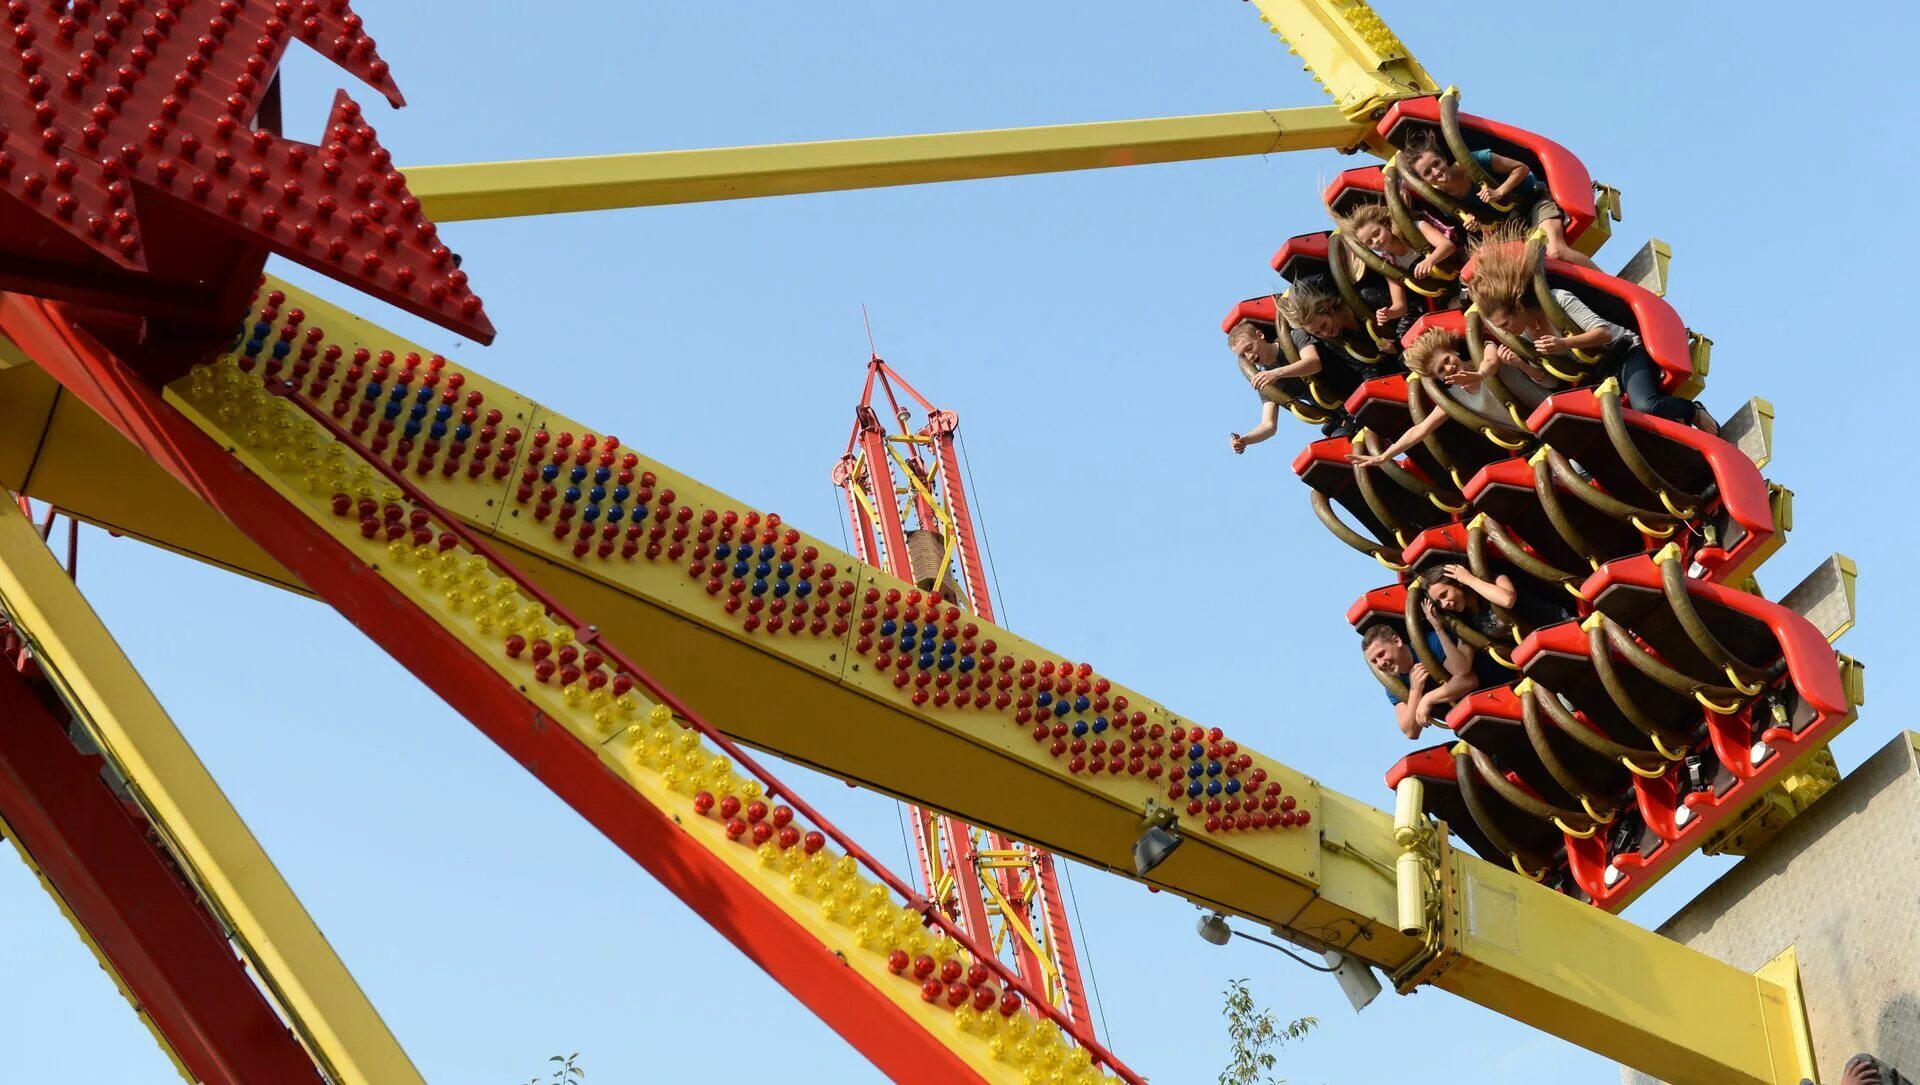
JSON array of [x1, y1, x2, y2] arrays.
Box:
[[405, 106, 1368, 221], [0, 498, 425, 1085], [2, 279, 1818, 1084], [1245, 0, 1438, 118]]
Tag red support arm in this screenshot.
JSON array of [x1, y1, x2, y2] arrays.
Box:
[[0, 661, 326, 1085]]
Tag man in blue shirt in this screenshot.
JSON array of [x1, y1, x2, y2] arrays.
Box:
[[1360, 608, 1495, 740]]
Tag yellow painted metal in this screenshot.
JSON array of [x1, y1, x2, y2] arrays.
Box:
[[1420, 856, 1813, 1085], [1756, 947, 1818, 1083], [976, 864, 1064, 1007], [13, 278, 1810, 1082], [0, 363, 302, 594], [0, 498, 424, 1085], [405, 106, 1369, 221], [1244, 0, 1437, 118], [0, 329, 29, 369], [165, 364, 1120, 1085]]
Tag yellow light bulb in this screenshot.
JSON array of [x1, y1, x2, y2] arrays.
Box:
[[561, 684, 585, 707], [552, 627, 574, 648], [649, 705, 674, 727]]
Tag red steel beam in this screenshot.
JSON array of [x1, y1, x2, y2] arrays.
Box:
[[0, 656, 326, 1085], [0, 294, 1005, 1084]]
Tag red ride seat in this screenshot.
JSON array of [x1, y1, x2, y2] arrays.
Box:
[[1374, 96, 1601, 247]]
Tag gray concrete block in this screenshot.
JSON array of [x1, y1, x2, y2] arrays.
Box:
[[1624, 732, 1920, 1084]]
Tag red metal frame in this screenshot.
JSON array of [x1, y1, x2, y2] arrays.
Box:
[[3, 294, 1139, 1083], [0, 645, 326, 1085], [834, 356, 1094, 1028]]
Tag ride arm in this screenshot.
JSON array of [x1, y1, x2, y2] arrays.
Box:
[[1355, 405, 1446, 466], [1413, 220, 1455, 277], [1258, 342, 1324, 381], [1484, 341, 1554, 385], [1396, 668, 1428, 740], [1233, 402, 1282, 453], [1481, 151, 1533, 203], [1448, 566, 1518, 609], [1378, 279, 1410, 323]]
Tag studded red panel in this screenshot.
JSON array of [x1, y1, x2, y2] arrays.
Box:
[[0, 0, 490, 343]]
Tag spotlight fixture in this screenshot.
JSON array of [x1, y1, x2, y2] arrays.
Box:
[[1196, 912, 1383, 1012], [1132, 800, 1185, 877]]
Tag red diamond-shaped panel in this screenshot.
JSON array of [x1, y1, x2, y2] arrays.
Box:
[[0, 0, 492, 343]]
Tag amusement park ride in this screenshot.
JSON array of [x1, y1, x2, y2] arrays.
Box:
[[0, 1, 1880, 1083]]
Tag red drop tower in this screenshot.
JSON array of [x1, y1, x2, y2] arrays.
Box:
[[832, 356, 1094, 1026]]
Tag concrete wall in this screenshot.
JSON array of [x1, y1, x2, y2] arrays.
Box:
[[1624, 732, 1920, 1084]]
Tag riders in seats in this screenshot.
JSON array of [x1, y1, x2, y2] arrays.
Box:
[[1348, 327, 1553, 468], [1225, 319, 1354, 454], [1277, 274, 1409, 386], [1336, 200, 1459, 302], [1361, 612, 1493, 741], [1467, 233, 1718, 434], [1224, 272, 1407, 455], [1399, 128, 1598, 270], [1422, 561, 1575, 645]]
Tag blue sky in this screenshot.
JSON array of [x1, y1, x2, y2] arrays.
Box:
[[3, 3, 1916, 1082]]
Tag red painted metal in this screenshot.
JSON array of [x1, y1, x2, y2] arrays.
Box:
[[0, 3, 491, 349], [0, 643, 326, 1085], [4, 294, 1142, 1084], [834, 356, 1095, 1029]]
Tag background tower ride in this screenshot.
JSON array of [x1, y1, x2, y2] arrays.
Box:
[[833, 355, 1093, 1025]]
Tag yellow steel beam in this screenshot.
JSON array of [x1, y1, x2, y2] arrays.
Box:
[[32, 276, 1806, 1084], [1418, 851, 1812, 1085], [0, 498, 425, 1085], [404, 106, 1369, 222], [0, 329, 30, 369], [0, 364, 303, 594], [1245, 0, 1438, 118]]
